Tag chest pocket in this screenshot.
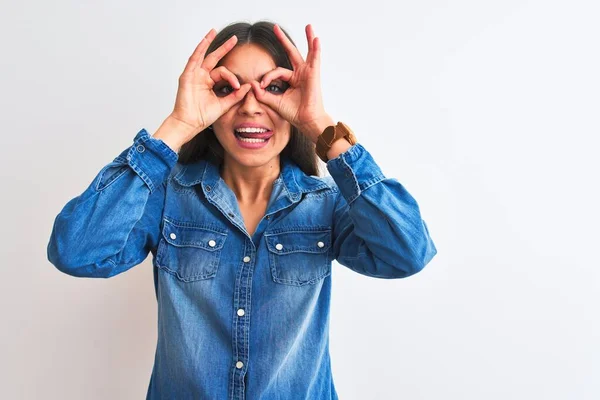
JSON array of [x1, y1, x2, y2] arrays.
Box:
[[156, 217, 227, 282], [265, 228, 332, 286]]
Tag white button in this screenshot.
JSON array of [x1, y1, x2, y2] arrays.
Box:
[[317, 241, 324, 248], [237, 309, 245, 316], [236, 361, 244, 369], [275, 243, 283, 251], [243, 256, 251, 263], [208, 240, 216, 247], [169, 233, 177, 240]]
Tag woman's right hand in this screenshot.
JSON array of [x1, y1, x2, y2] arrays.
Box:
[[154, 29, 251, 151]]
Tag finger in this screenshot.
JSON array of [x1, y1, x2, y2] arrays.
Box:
[[306, 25, 320, 69], [219, 83, 252, 111], [306, 24, 315, 53], [273, 24, 304, 67], [202, 35, 238, 71], [182, 29, 217, 76], [308, 36, 321, 69], [209, 66, 240, 89], [259, 67, 294, 88], [250, 81, 281, 111]]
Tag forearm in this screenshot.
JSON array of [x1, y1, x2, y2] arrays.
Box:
[[329, 143, 437, 278], [47, 129, 177, 277]]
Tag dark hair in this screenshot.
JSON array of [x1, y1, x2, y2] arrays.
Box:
[[177, 21, 321, 177]]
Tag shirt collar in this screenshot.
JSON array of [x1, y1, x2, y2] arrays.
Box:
[[172, 156, 330, 201]]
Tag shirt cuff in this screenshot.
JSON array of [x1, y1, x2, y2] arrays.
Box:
[[326, 143, 386, 205], [126, 128, 179, 193]]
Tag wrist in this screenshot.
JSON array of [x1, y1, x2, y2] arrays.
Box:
[[152, 115, 200, 153], [301, 114, 335, 143], [326, 138, 353, 161], [314, 120, 359, 162]]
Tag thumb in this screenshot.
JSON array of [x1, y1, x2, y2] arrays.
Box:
[[219, 83, 252, 111]]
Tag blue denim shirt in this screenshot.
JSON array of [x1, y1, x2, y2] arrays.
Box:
[[47, 128, 437, 399]]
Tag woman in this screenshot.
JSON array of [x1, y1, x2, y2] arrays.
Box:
[[47, 21, 437, 400]]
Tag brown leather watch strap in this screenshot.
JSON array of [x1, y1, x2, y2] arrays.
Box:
[[315, 122, 356, 162]]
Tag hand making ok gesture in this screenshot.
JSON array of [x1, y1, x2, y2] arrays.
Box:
[[250, 24, 333, 143]]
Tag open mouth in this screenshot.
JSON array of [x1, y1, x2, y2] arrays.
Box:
[[234, 128, 273, 145]]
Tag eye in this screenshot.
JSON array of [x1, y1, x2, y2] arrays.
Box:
[[214, 84, 234, 97], [266, 82, 288, 94]]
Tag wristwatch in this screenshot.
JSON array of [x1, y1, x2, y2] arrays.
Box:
[[315, 121, 358, 162]]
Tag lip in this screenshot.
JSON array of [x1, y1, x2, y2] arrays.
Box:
[[233, 122, 273, 139], [234, 133, 271, 149]]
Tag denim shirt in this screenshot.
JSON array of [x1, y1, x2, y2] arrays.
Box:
[[47, 128, 437, 400]]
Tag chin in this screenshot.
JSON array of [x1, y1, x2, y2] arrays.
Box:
[[226, 151, 281, 168]]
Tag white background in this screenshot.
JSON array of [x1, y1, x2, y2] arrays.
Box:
[[1, 0, 598, 398]]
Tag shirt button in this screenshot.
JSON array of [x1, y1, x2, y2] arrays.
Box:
[[208, 240, 216, 247], [205, 185, 211, 192], [136, 144, 145, 153], [317, 241, 325, 248], [236, 361, 244, 369], [169, 233, 177, 240], [275, 243, 283, 251], [243, 256, 251, 263], [237, 309, 245, 316]]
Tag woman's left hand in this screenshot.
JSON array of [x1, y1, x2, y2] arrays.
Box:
[[250, 24, 333, 143]]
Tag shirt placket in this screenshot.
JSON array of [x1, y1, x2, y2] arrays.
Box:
[[203, 177, 297, 400], [230, 237, 255, 400]]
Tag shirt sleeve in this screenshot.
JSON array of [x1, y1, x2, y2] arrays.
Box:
[[46, 128, 178, 278], [327, 143, 437, 279]]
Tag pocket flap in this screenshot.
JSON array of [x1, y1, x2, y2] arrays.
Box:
[[162, 218, 226, 251], [265, 229, 331, 255]]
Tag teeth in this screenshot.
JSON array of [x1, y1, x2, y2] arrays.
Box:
[[235, 127, 269, 133], [237, 136, 267, 143], [239, 138, 267, 143]]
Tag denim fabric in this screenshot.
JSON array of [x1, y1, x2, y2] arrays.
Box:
[[47, 128, 437, 399]]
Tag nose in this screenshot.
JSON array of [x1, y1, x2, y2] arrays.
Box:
[[238, 86, 263, 116]]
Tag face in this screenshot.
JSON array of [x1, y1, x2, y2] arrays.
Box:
[[211, 43, 291, 169]]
